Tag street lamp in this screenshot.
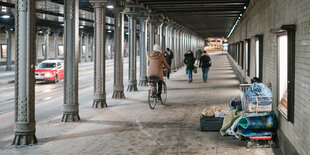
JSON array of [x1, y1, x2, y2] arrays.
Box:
[[1, 15, 10, 19]]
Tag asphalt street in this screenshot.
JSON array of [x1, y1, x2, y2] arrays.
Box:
[[0, 57, 138, 141]]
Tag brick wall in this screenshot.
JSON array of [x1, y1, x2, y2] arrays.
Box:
[[228, 0, 310, 154]]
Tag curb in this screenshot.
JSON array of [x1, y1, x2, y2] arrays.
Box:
[[0, 80, 15, 85]]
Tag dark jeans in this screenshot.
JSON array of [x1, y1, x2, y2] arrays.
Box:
[[202, 67, 210, 80], [167, 63, 172, 79], [158, 80, 163, 95], [167, 70, 171, 79], [186, 69, 193, 82]]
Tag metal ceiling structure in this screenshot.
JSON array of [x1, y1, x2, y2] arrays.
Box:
[[0, 0, 250, 38], [138, 0, 251, 38]]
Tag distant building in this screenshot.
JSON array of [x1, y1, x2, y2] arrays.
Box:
[[204, 38, 227, 52]]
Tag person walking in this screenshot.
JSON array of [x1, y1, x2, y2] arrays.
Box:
[[147, 44, 171, 99], [183, 50, 196, 83], [195, 49, 203, 65], [199, 51, 212, 83], [164, 48, 173, 79]]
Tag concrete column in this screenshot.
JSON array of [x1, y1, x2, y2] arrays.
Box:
[[180, 31, 183, 63], [148, 22, 154, 51], [138, 9, 148, 86], [105, 33, 109, 59], [148, 13, 161, 49], [62, 0, 80, 121], [155, 24, 161, 45], [79, 32, 83, 62], [90, 36, 94, 61], [35, 31, 39, 65], [54, 30, 59, 59], [173, 28, 177, 71], [166, 25, 170, 50], [171, 27, 176, 71], [12, 0, 37, 146], [5, 28, 12, 71], [174, 29, 178, 69], [112, 0, 125, 99], [181, 31, 184, 67], [125, 3, 139, 91], [178, 30, 181, 68], [161, 18, 168, 52], [84, 33, 89, 62], [44, 28, 50, 60], [90, 0, 109, 108]]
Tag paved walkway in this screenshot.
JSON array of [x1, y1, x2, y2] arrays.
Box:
[[0, 53, 280, 155]]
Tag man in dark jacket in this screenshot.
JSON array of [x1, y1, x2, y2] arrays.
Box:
[[199, 51, 211, 83], [164, 48, 174, 79], [184, 50, 196, 83]]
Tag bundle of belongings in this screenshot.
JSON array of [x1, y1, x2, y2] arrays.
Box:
[[200, 106, 225, 131], [220, 82, 276, 141], [242, 82, 272, 112]]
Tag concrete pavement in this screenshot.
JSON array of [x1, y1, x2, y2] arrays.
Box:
[[0, 53, 281, 155]]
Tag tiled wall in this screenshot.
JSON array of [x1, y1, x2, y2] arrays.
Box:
[[228, 0, 310, 154]]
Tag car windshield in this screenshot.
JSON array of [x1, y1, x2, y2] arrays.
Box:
[[37, 63, 56, 69]]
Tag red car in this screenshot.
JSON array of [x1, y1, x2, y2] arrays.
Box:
[[35, 60, 64, 83]]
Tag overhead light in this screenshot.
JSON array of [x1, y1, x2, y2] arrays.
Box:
[[107, 30, 112, 33], [244, 6, 247, 9], [60, 24, 64, 26], [79, 25, 84, 28], [107, 5, 114, 9], [1, 15, 10, 19], [39, 30, 43, 34], [240, 14, 243, 16], [10, 28, 13, 31], [126, 32, 129, 35]]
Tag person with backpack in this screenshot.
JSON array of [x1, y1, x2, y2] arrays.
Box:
[[164, 48, 174, 79], [195, 49, 203, 65], [183, 50, 196, 83], [199, 51, 212, 83]]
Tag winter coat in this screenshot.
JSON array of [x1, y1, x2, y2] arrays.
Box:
[[164, 51, 174, 65], [147, 51, 171, 80], [199, 53, 212, 68], [183, 52, 196, 70]]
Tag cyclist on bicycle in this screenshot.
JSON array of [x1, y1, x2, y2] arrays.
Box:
[[147, 44, 171, 99]]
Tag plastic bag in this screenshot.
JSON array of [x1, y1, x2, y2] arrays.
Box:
[[194, 67, 197, 74], [202, 106, 222, 117]]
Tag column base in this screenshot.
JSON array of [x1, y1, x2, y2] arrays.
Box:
[[112, 90, 125, 99], [138, 79, 148, 87], [127, 85, 138, 92], [93, 99, 108, 108], [5, 66, 12, 71], [12, 132, 38, 146], [127, 80, 138, 91], [61, 113, 80, 122]]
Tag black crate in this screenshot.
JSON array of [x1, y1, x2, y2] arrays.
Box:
[[200, 116, 224, 131]]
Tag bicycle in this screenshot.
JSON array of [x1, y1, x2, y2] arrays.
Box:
[[147, 71, 168, 109]]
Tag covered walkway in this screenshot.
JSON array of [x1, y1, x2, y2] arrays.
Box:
[[0, 52, 279, 154]]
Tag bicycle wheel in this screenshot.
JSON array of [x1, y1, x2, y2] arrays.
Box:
[[160, 81, 167, 105], [148, 86, 157, 109]]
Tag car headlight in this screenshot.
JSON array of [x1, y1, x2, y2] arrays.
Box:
[[45, 72, 53, 77]]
